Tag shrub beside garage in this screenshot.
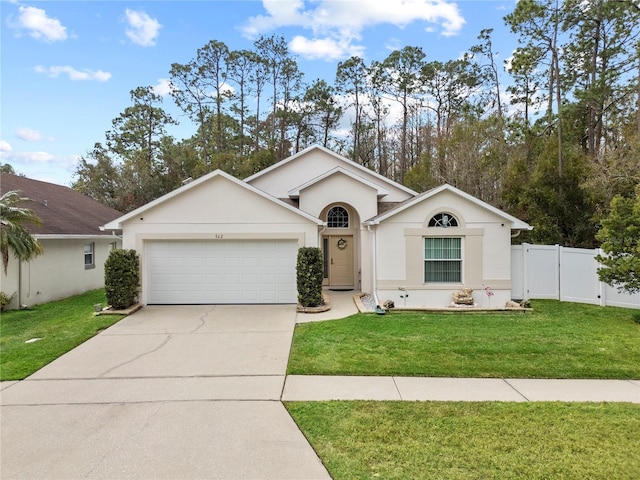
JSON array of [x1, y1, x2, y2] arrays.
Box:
[[104, 249, 140, 310], [297, 247, 324, 308]]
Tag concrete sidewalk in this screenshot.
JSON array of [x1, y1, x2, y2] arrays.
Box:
[[282, 376, 640, 403]]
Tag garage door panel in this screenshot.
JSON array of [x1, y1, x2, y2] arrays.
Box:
[[146, 240, 298, 304]]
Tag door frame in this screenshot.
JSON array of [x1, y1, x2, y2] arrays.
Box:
[[320, 203, 360, 289]]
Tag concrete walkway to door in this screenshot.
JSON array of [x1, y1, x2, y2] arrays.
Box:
[[0, 305, 331, 480]]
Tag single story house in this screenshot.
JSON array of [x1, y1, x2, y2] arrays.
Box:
[[1, 173, 123, 310], [103, 145, 532, 308]]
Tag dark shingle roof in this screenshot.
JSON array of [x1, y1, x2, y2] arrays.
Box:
[[0, 173, 122, 235]]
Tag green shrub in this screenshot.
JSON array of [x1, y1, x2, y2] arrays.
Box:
[[0, 291, 16, 312], [104, 249, 139, 310], [297, 247, 324, 307]]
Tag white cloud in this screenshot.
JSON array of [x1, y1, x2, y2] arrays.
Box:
[[152, 78, 174, 96], [0, 140, 12, 152], [242, 0, 465, 60], [0, 150, 56, 164], [15, 127, 54, 142], [14, 6, 67, 42], [35, 65, 112, 82], [289, 35, 364, 61], [125, 9, 162, 47], [0, 149, 79, 171]]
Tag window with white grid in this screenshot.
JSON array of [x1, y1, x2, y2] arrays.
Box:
[[424, 237, 461, 283], [327, 206, 349, 228]]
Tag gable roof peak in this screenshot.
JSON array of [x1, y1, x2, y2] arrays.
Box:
[[367, 182, 532, 230], [102, 168, 322, 230], [288, 166, 390, 198], [244, 144, 418, 196]]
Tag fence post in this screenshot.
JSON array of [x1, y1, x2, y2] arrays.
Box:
[[555, 244, 561, 301], [597, 248, 606, 307], [522, 243, 530, 301]]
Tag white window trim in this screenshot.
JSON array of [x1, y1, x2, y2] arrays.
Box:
[[84, 242, 95, 270]]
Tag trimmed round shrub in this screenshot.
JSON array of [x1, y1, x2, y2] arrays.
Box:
[[296, 247, 324, 307], [104, 249, 139, 310]]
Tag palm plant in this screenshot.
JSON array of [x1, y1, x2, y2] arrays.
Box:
[[0, 190, 43, 274]]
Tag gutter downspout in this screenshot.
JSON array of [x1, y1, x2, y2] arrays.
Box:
[[367, 223, 380, 307], [18, 260, 22, 309], [318, 223, 327, 242]]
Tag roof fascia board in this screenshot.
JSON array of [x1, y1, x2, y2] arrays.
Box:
[[34, 234, 121, 240]]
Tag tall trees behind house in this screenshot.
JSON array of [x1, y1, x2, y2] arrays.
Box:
[[73, 4, 640, 248]]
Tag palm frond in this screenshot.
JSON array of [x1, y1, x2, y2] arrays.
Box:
[[0, 190, 43, 273]]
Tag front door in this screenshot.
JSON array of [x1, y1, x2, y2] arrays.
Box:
[[328, 235, 354, 287]]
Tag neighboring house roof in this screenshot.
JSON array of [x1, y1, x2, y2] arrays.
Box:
[[245, 144, 418, 197], [103, 169, 325, 230], [287, 166, 390, 198], [0, 173, 123, 236], [366, 183, 533, 230]]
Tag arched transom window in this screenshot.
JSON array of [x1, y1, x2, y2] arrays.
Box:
[[428, 212, 458, 228], [327, 206, 349, 228]]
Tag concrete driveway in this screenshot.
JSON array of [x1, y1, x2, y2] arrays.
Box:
[[0, 305, 331, 480]]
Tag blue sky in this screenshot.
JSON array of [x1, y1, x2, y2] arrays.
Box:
[[1, 0, 518, 186]]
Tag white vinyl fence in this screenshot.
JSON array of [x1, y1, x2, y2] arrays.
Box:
[[511, 244, 640, 309]]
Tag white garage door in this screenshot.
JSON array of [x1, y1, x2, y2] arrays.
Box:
[[146, 240, 298, 304]]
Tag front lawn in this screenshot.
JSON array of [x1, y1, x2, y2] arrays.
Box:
[[286, 401, 640, 480], [0, 289, 124, 380], [288, 300, 640, 378]]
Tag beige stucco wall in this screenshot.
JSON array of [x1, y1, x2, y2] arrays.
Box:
[[299, 172, 379, 221], [120, 176, 320, 250], [373, 190, 515, 308], [359, 225, 374, 293], [118, 175, 321, 305], [1, 236, 121, 310], [248, 149, 414, 203]]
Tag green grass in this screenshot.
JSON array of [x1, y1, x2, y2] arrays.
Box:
[[286, 401, 640, 480], [0, 289, 124, 380], [288, 300, 640, 378]]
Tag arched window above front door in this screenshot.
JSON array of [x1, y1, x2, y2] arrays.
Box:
[[327, 206, 349, 228]]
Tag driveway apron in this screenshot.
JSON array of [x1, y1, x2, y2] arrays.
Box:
[[1, 305, 331, 480]]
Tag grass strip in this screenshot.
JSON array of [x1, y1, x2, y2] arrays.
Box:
[[0, 289, 124, 380], [288, 300, 640, 378], [286, 401, 640, 480]]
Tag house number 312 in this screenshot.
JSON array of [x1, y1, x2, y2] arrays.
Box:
[[214, 234, 224, 239]]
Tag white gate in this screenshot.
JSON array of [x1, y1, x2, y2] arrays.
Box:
[[511, 243, 640, 309]]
